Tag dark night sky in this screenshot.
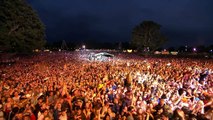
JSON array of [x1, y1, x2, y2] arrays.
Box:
[[27, 0, 213, 47]]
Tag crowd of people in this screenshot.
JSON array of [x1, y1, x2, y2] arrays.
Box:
[[0, 52, 212, 120]]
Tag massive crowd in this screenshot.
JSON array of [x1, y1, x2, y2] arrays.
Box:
[[0, 52, 212, 120]]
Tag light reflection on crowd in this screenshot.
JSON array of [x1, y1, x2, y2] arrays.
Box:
[[0, 52, 212, 120]]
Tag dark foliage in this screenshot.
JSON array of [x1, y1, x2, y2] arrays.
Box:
[[0, 0, 46, 52]]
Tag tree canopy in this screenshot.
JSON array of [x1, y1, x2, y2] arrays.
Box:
[[131, 21, 167, 51], [0, 0, 46, 52]]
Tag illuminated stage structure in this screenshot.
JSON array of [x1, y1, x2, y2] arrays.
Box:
[[88, 52, 114, 61]]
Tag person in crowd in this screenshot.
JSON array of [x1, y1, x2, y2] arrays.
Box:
[[0, 52, 212, 120]]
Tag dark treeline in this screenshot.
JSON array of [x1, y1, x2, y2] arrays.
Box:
[[45, 40, 131, 50], [45, 40, 213, 53]]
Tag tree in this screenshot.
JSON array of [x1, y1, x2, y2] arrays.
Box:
[[196, 45, 206, 53], [178, 46, 186, 53], [0, 0, 46, 52], [168, 47, 176, 51], [131, 21, 167, 52]]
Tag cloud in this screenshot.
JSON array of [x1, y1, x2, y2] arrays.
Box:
[[27, 0, 213, 46]]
